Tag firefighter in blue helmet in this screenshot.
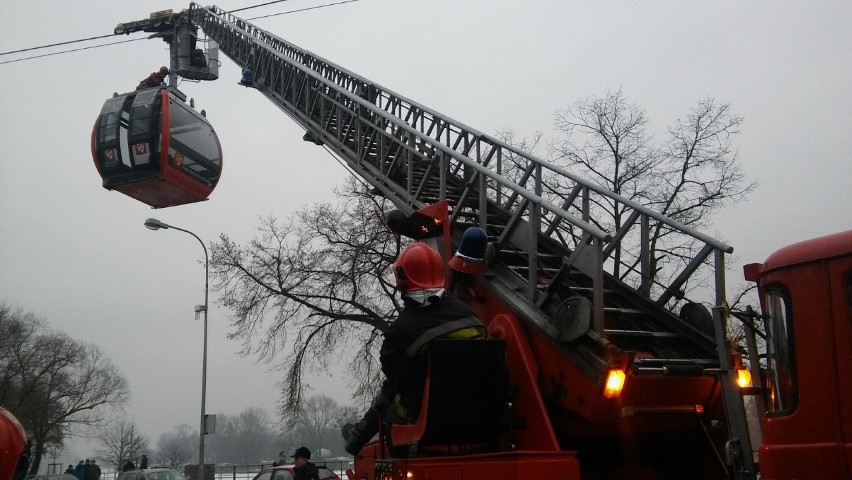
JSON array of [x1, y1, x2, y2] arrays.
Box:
[[239, 68, 254, 86], [341, 242, 485, 455], [448, 226, 488, 275]]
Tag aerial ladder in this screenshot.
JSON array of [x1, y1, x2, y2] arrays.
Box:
[[115, 5, 763, 479]]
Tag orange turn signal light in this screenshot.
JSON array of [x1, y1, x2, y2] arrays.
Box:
[[736, 368, 752, 388], [604, 369, 626, 398]]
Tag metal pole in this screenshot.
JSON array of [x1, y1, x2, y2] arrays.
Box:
[[200, 240, 208, 480], [151, 222, 207, 480], [181, 228, 209, 480]]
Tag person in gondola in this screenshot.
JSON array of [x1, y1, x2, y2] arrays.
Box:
[[190, 48, 208, 68], [136, 66, 170, 90]]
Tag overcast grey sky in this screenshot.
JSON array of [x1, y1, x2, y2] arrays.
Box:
[[2, 0, 851, 467]]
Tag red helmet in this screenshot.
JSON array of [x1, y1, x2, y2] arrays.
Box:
[[393, 242, 445, 299], [0, 407, 26, 480]]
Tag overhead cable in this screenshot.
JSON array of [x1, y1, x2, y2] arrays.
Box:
[[0, 0, 361, 66], [0, 38, 145, 65], [229, 0, 294, 14], [246, 0, 361, 20], [0, 33, 117, 57]]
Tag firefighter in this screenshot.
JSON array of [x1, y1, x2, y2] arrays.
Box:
[[448, 226, 488, 275], [341, 242, 486, 455], [239, 68, 254, 87], [0, 407, 28, 480], [190, 48, 207, 68], [136, 66, 169, 90]]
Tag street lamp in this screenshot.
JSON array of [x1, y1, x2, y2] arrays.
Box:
[[144, 218, 208, 480]]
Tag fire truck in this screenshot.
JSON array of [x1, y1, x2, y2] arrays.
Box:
[[102, 5, 852, 479]]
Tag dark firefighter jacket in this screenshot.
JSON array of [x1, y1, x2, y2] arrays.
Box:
[[378, 295, 485, 422]]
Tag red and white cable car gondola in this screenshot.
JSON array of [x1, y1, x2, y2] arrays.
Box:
[[91, 86, 222, 208]]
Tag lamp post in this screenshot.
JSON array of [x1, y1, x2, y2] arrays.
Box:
[[144, 218, 208, 480]]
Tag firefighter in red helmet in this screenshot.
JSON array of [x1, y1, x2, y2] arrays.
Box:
[[341, 242, 485, 455], [0, 407, 28, 480], [136, 66, 170, 90]]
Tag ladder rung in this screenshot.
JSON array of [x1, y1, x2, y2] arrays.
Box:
[[603, 308, 647, 315], [633, 358, 717, 367], [604, 329, 682, 339]]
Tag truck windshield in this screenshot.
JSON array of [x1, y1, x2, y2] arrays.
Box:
[[764, 288, 796, 414]]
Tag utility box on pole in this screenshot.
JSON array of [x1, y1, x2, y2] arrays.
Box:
[[204, 414, 216, 434]]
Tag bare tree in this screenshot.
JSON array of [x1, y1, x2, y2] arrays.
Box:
[[293, 395, 343, 456], [97, 418, 149, 471], [0, 303, 129, 474], [550, 88, 757, 296], [232, 407, 273, 464], [157, 424, 195, 468], [204, 407, 283, 463], [551, 88, 660, 279], [210, 178, 400, 422]]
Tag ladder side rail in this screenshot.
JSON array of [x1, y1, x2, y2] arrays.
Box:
[[198, 5, 733, 267], [654, 243, 716, 307], [712, 250, 758, 480], [602, 209, 642, 260], [198, 6, 730, 332], [195, 8, 630, 346], [197, 6, 612, 242], [543, 183, 584, 237], [528, 164, 542, 302], [529, 164, 731, 305], [199, 8, 607, 253], [510, 145, 734, 305], [196, 7, 593, 234], [640, 214, 651, 296], [192, 8, 739, 398]]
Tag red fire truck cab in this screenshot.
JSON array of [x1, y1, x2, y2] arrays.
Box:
[[744, 229, 852, 479]]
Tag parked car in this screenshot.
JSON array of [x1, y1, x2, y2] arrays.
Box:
[[251, 465, 339, 480], [116, 468, 188, 480], [27, 474, 78, 480]]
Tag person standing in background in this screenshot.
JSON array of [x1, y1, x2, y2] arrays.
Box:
[[74, 460, 86, 480], [90, 460, 101, 480], [291, 447, 319, 480], [74, 461, 85, 480]]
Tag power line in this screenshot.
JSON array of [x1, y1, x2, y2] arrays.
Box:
[[246, 0, 361, 20], [0, 34, 118, 57], [0, 38, 145, 65], [230, 0, 294, 14], [0, 0, 362, 66]]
